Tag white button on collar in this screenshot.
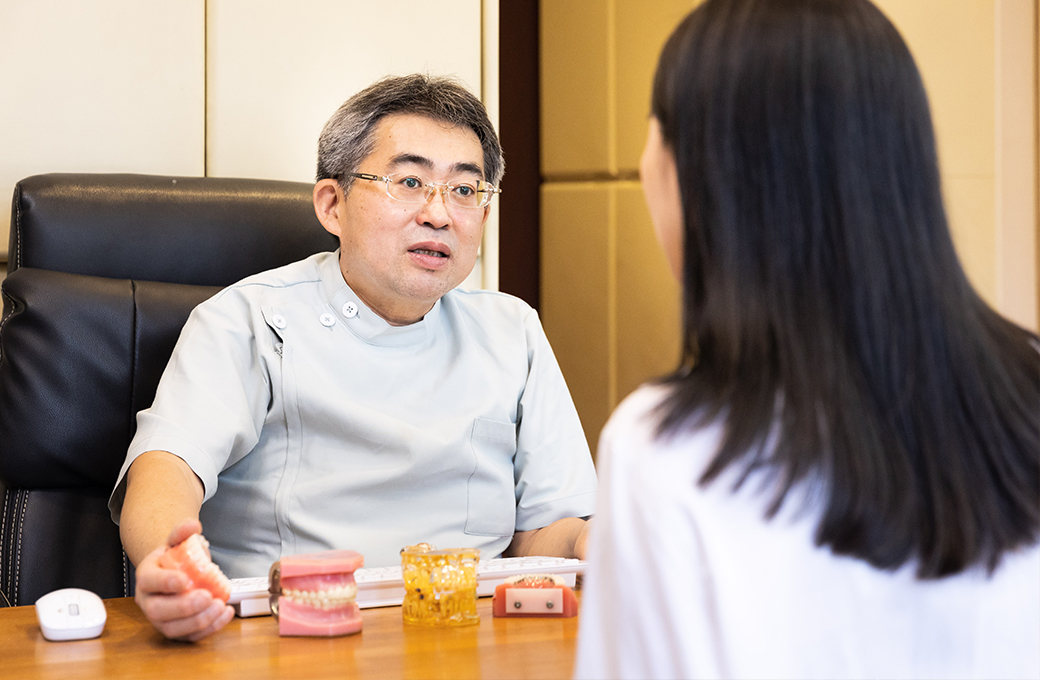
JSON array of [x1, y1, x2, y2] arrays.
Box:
[[342, 301, 359, 318], [320, 313, 336, 327], [272, 314, 288, 329]]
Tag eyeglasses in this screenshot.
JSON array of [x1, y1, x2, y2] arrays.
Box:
[[345, 172, 500, 209]]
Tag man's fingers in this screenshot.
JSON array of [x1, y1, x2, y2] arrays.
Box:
[[135, 555, 189, 595], [133, 524, 231, 642], [140, 590, 211, 628], [166, 519, 202, 548], [155, 598, 231, 641], [183, 604, 235, 642]]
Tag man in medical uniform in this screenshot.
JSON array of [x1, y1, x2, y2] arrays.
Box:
[[109, 74, 596, 641]]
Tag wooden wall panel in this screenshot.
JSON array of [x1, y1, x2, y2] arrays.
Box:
[[540, 0, 693, 454], [873, 0, 1037, 327], [539, 0, 1037, 458], [615, 183, 681, 402], [541, 183, 613, 453], [540, 0, 612, 177], [614, 1, 697, 173]]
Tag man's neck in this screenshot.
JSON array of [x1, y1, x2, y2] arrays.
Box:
[[372, 303, 431, 327], [340, 271, 434, 327]]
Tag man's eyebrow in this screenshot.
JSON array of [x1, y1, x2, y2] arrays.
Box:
[[388, 153, 435, 171], [387, 154, 484, 179], [450, 161, 484, 178]]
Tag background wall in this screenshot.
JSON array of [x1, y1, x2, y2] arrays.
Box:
[[540, 0, 1039, 455], [0, 0, 207, 226], [0, 0, 492, 288], [1, 0, 1035, 461]]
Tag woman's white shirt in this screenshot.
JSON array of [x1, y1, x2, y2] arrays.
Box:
[[574, 384, 1040, 680]]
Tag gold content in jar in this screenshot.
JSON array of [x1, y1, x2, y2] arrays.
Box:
[[399, 544, 480, 627]]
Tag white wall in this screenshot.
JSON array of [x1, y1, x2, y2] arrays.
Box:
[[0, 0, 206, 259], [205, 0, 482, 183], [0, 0, 494, 289]]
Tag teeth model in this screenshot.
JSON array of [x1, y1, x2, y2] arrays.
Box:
[[269, 550, 365, 636], [159, 533, 232, 602]]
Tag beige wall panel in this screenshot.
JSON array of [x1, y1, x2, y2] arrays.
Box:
[[540, 0, 612, 177], [876, 0, 996, 176], [541, 184, 613, 455], [874, 0, 999, 305], [615, 183, 682, 401], [944, 175, 998, 298], [996, 0, 1038, 330], [207, 0, 483, 184], [0, 0, 205, 260], [614, 0, 699, 173]]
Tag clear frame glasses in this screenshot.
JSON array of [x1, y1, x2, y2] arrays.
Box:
[[345, 172, 500, 209]]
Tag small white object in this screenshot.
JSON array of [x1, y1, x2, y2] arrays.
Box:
[[228, 576, 272, 618], [232, 596, 272, 618], [319, 313, 336, 327], [35, 588, 107, 641], [342, 302, 359, 318], [272, 314, 288, 329]]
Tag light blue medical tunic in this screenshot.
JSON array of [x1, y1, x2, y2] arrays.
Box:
[[109, 251, 597, 575]]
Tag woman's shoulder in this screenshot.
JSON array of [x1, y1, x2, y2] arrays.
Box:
[[600, 382, 727, 468], [615, 382, 675, 417], [605, 382, 726, 439], [602, 384, 673, 439]]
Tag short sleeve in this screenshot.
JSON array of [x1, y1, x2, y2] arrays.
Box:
[[108, 287, 274, 522], [512, 309, 598, 531]]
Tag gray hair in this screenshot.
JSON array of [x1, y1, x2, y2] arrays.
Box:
[[316, 74, 504, 191]]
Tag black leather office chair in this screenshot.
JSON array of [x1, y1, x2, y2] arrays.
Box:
[[0, 173, 337, 606]]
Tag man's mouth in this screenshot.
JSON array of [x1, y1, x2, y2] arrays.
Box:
[[410, 248, 448, 258]]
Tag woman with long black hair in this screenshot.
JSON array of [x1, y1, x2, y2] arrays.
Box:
[[574, 1, 1039, 678]]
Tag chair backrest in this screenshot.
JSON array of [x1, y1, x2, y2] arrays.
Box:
[[0, 173, 338, 606]]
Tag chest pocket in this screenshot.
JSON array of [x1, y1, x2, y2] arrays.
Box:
[[465, 418, 518, 537]]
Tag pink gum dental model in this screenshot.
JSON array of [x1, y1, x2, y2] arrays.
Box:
[[269, 549, 364, 636]]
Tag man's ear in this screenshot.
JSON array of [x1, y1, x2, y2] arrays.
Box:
[[313, 179, 344, 237]]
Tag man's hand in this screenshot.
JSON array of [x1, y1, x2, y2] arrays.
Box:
[[505, 517, 593, 560], [133, 519, 234, 642], [573, 517, 593, 560]]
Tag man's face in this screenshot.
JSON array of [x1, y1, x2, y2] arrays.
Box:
[[318, 113, 489, 326]]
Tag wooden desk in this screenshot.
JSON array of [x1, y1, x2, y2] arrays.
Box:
[[1, 596, 579, 680]]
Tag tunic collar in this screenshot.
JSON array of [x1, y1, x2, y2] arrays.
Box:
[[319, 250, 441, 347]]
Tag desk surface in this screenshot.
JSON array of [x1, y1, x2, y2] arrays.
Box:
[[1, 596, 579, 680]]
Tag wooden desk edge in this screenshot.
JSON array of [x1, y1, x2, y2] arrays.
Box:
[[1, 593, 581, 680]]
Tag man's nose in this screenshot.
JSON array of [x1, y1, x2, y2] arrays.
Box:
[[417, 187, 452, 228]]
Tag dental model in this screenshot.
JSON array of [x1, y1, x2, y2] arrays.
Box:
[[400, 543, 480, 627], [492, 573, 578, 618], [268, 549, 364, 636], [158, 533, 232, 602]]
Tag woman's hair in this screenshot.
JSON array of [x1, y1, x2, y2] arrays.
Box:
[[316, 73, 504, 190], [651, 0, 1039, 578]]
